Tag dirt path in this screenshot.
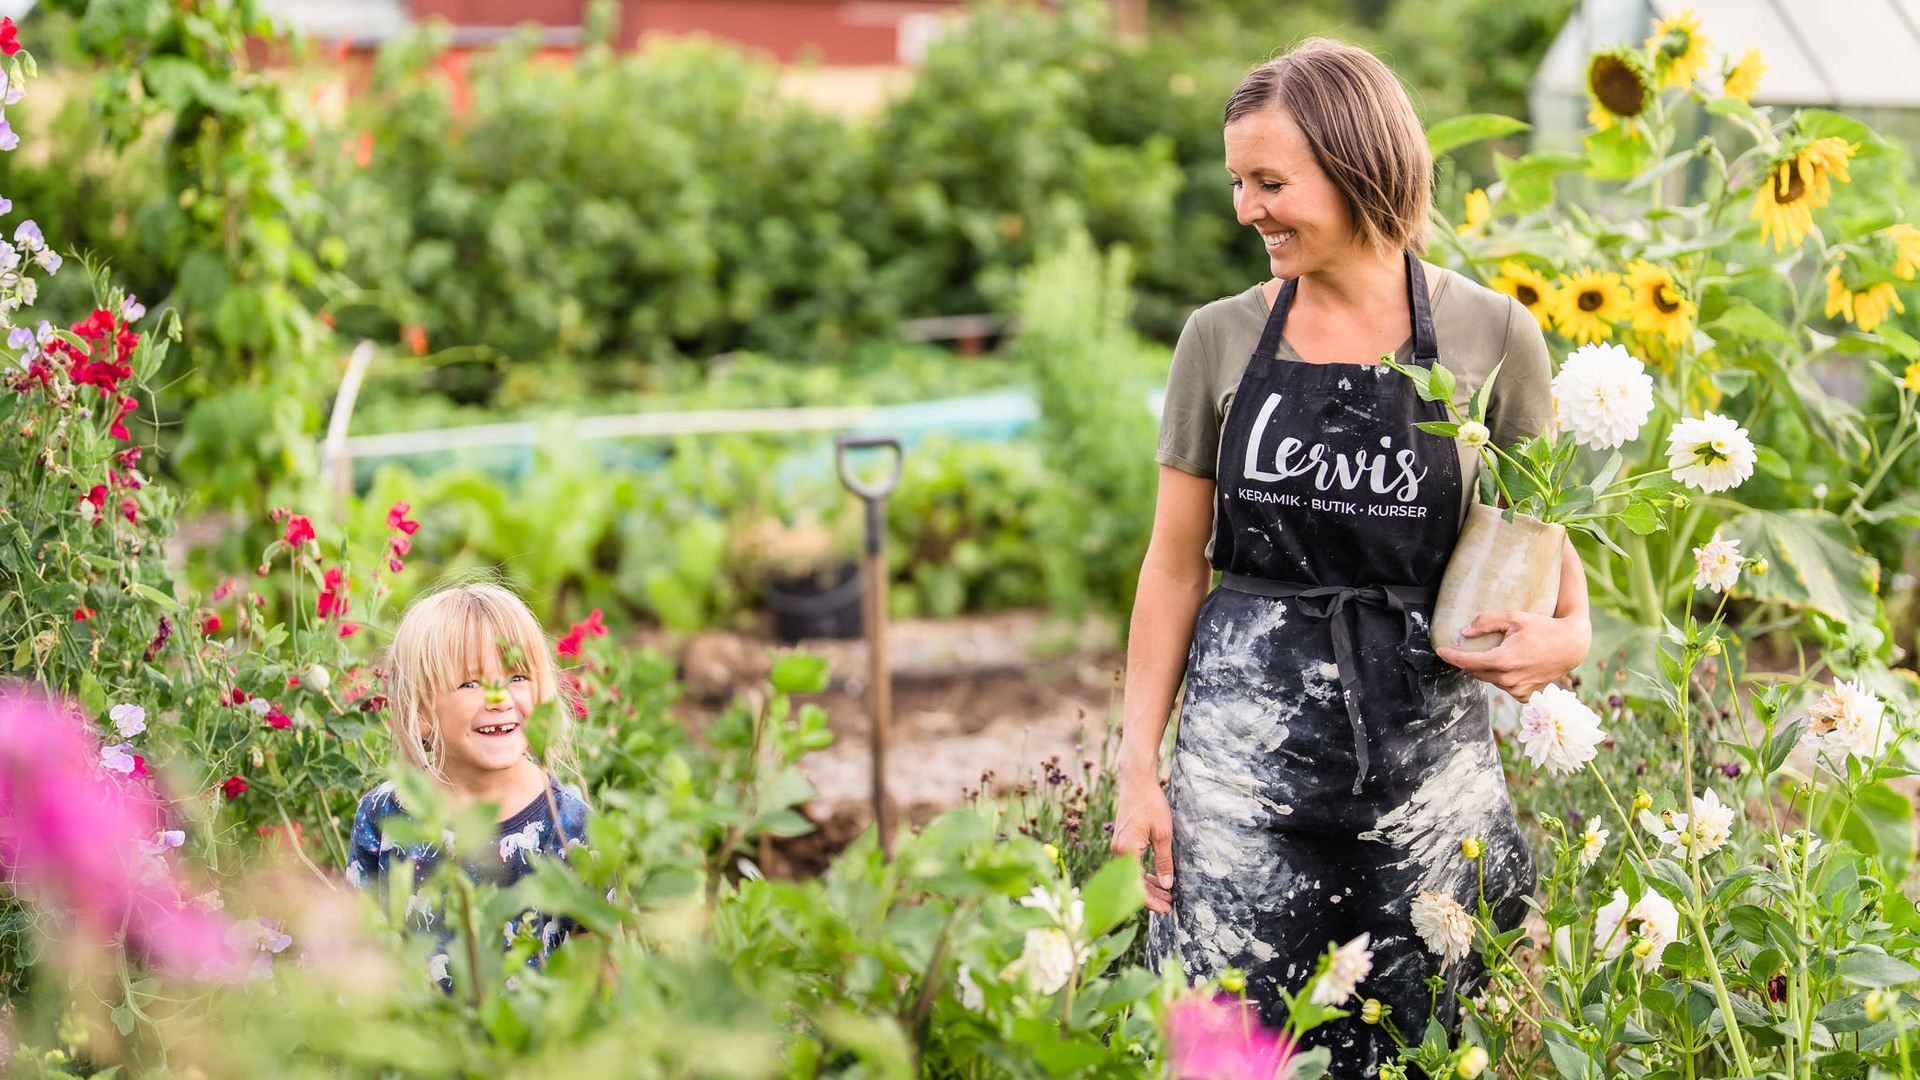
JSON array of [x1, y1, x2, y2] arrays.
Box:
[[674, 609, 1122, 870]]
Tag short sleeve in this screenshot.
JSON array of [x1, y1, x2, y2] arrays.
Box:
[[1487, 297, 1554, 448], [1155, 312, 1221, 477]]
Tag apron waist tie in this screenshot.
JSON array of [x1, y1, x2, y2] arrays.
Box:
[[1219, 573, 1438, 795]]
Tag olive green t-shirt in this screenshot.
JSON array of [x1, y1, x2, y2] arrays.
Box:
[[1155, 266, 1554, 550]]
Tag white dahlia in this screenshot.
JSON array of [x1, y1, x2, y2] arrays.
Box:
[[1552, 342, 1656, 449], [1517, 685, 1607, 774], [1410, 891, 1475, 964], [1593, 888, 1681, 971], [1691, 534, 1743, 593], [1666, 412, 1758, 492], [1806, 678, 1893, 762], [1309, 933, 1374, 1006]]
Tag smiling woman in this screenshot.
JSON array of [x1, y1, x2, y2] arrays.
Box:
[[1110, 37, 1591, 1077]]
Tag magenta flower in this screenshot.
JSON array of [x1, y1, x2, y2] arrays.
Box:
[[1164, 994, 1296, 1080], [0, 686, 234, 975]]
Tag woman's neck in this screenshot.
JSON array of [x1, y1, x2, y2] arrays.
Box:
[[1292, 248, 1408, 314], [444, 758, 549, 820]]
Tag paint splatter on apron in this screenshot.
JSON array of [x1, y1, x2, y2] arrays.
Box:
[[1148, 255, 1534, 1077]]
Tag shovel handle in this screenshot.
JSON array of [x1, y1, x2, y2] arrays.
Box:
[[835, 435, 904, 501]]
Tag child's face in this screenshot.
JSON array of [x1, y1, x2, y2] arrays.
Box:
[[430, 642, 539, 788]]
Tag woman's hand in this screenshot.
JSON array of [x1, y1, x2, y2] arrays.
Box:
[[1110, 775, 1175, 915], [1436, 608, 1591, 700], [1437, 537, 1592, 700]]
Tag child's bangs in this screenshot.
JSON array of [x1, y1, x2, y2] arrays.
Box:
[[401, 588, 554, 701]]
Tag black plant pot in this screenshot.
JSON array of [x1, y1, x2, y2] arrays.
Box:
[[764, 560, 863, 643]]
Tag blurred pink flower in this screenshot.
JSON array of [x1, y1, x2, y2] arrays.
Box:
[[1165, 994, 1296, 1080], [0, 685, 234, 975]]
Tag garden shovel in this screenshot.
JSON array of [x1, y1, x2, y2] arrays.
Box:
[[835, 435, 903, 857]]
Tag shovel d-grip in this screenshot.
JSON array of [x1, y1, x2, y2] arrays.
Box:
[[834, 435, 903, 856]]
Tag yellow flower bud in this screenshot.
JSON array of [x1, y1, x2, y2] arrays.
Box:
[[1460, 837, 1484, 860], [1633, 937, 1656, 959], [1868, 989, 1893, 1021], [1704, 637, 1723, 657], [1219, 968, 1246, 994], [1633, 789, 1652, 812], [1457, 1046, 1490, 1079], [1362, 998, 1384, 1024], [1751, 556, 1769, 576]]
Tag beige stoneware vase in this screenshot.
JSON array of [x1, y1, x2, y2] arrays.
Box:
[[1432, 502, 1566, 655]]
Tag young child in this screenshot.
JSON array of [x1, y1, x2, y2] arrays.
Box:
[[346, 581, 591, 983]]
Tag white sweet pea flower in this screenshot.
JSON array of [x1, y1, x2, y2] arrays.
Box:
[[1309, 933, 1373, 1006], [1593, 889, 1680, 971], [1516, 685, 1606, 774], [1805, 679, 1893, 762], [1410, 891, 1474, 964], [100, 741, 137, 775], [1667, 412, 1758, 492], [956, 964, 986, 1010], [32, 247, 57, 275], [1552, 342, 1656, 449], [1457, 420, 1491, 450], [110, 702, 147, 737], [1691, 534, 1742, 593]]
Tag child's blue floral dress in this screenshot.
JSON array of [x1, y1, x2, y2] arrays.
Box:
[[346, 776, 592, 988]]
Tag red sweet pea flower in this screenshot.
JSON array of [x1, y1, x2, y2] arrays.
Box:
[[0, 17, 20, 56], [338, 622, 360, 638], [220, 776, 248, 799], [556, 608, 608, 658], [316, 566, 345, 618], [109, 395, 138, 441], [264, 706, 291, 730], [82, 485, 107, 523], [284, 515, 315, 549], [212, 578, 237, 602], [387, 557, 404, 574], [200, 613, 221, 635], [386, 501, 420, 535], [120, 498, 139, 525], [72, 606, 95, 621], [226, 688, 250, 706], [129, 755, 149, 779]]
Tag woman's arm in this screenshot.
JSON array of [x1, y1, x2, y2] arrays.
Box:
[[1112, 466, 1216, 914], [1435, 538, 1592, 700]]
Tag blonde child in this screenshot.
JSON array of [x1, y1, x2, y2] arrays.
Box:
[[346, 582, 590, 980]]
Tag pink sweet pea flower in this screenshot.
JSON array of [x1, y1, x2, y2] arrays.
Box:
[[0, 686, 233, 975], [1164, 995, 1296, 1080]]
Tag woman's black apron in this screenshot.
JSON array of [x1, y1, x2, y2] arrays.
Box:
[[1147, 255, 1533, 1078]]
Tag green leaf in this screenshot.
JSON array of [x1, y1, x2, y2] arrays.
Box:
[[1837, 952, 1920, 988], [1428, 113, 1530, 156], [769, 652, 829, 695], [1763, 717, 1808, 776], [1618, 499, 1662, 536], [1416, 420, 1462, 437], [1584, 122, 1656, 181], [1287, 1046, 1332, 1080], [1719, 509, 1884, 637], [814, 1008, 914, 1079], [1707, 302, 1795, 344], [1079, 853, 1146, 940], [1495, 151, 1586, 214]]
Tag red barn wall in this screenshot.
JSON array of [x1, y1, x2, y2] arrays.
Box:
[[621, 1, 966, 65]]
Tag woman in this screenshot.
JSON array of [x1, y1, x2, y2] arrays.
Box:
[[1110, 39, 1591, 1075]]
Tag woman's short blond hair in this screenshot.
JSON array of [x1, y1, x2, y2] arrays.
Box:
[[383, 579, 578, 786], [1224, 38, 1432, 255]]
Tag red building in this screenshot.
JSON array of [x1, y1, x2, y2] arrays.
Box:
[[280, 0, 1141, 66]]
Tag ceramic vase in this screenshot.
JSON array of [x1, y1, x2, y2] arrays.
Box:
[[1432, 502, 1565, 655]]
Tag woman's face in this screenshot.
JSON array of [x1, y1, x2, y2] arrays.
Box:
[[1224, 107, 1361, 279]]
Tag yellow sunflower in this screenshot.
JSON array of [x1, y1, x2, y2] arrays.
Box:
[[1905, 361, 1920, 393], [1883, 223, 1920, 280], [1723, 48, 1765, 102], [1489, 260, 1556, 331], [1825, 263, 1906, 333], [1625, 260, 1696, 343], [1552, 267, 1632, 343], [1751, 137, 1859, 252], [1457, 188, 1490, 236], [1647, 9, 1712, 89], [1587, 48, 1654, 138]]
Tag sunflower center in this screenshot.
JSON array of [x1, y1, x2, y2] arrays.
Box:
[[1657, 29, 1693, 61], [1654, 285, 1682, 314], [1590, 55, 1648, 117], [1578, 288, 1605, 312], [1516, 284, 1540, 306], [1773, 161, 1808, 205]]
